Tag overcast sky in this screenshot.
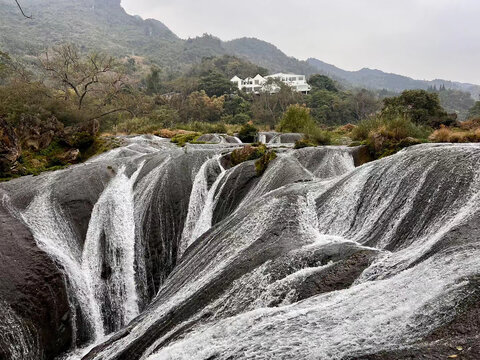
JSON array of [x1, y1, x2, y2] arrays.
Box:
[[121, 0, 480, 84]]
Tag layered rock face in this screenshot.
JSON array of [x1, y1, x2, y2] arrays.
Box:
[[0, 118, 20, 174], [1, 137, 480, 360]]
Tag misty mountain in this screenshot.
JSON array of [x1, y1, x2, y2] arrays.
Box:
[[1, 0, 479, 99], [307, 58, 480, 99]]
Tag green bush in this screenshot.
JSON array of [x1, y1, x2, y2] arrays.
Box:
[[237, 123, 258, 143], [255, 150, 277, 176], [351, 117, 383, 141], [175, 122, 227, 134], [230, 144, 266, 166], [352, 115, 430, 158], [70, 131, 95, 151], [171, 133, 201, 147], [304, 126, 332, 145], [277, 104, 316, 133], [294, 139, 316, 149]]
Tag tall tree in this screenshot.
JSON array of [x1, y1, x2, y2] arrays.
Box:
[[308, 74, 338, 92], [41, 44, 117, 110], [468, 101, 480, 119], [382, 90, 454, 128]]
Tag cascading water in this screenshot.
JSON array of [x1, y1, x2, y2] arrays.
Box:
[[2, 138, 480, 360], [15, 182, 104, 344], [180, 157, 228, 254], [0, 301, 40, 360], [81, 164, 144, 334]]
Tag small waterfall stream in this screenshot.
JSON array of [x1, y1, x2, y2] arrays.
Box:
[[17, 184, 103, 344], [179, 156, 228, 256], [81, 164, 144, 334]]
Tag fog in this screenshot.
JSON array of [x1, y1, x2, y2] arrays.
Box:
[[122, 0, 480, 84]]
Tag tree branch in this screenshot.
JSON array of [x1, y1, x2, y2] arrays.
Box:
[[14, 0, 32, 19]]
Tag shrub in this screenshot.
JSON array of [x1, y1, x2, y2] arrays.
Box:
[[70, 131, 95, 151], [255, 150, 277, 176], [117, 117, 162, 134], [230, 144, 267, 166], [294, 139, 315, 149], [460, 117, 480, 130], [171, 132, 201, 147], [277, 104, 316, 133], [429, 126, 453, 142], [237, 123, 258, 143], [429, 127, 480, 143], [175, 122, 227, 134], [304, 126, 332, 145], [351, 117, 383, 141], [353, 115, 430, 158]]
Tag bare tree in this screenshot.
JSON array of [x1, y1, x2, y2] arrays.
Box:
[[14, 0, 32, 19], [40, 44, 140, 121], [41, 44, 117, 110]]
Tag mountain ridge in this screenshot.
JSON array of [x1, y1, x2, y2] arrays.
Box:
[[307, 58, 480, 98], [1, 0, 479, 97]]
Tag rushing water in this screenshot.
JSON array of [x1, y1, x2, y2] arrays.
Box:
[[1, 138, 480, 360]]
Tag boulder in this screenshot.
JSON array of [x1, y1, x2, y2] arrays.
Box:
[[0, 118, 20, 175], [58, 149, 80, 164], [16, 114, 64, 151]]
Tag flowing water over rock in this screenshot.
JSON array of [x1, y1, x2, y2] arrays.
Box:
[[1, 137, 480, 360]]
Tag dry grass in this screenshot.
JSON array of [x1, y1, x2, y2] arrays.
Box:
[[460, 117, 480, 130], [429, 126, 480, 143]]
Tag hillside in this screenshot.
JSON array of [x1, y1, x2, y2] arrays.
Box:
[[0, 0, 316, 75], [307, 58, 480, 99], [1, 0, 479, 100]]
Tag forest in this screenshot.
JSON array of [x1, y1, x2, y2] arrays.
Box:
[[1, 45, 480, 179]]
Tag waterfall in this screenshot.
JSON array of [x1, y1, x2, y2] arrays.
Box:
[[17, 183, 104, 343], [13, 161, 147, 348], [179, 156, 227, 256], [133, 156, 172, 305], [268, 134, 281, 144], [258, 134, 267, 144], [0, 301, 40, 360], [3, 140, 480, 360], [81, 163, 144, 333]]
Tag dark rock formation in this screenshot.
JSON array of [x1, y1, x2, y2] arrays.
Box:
[[2, 139, 480, 360], [0, 118, 20, 176], [16, 114, 64, 151], [0, 201, 71, 359]]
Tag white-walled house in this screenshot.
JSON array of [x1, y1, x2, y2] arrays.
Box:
[[230, 73, 311, 94], [266, 73, 311, 93]]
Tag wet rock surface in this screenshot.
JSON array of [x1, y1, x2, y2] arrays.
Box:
[[0, 202, 71, 359], [1, 138, 480, 360]]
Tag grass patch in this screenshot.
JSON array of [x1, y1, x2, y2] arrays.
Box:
[[171, 132, 201, 147], [429, 126, 480, 143]]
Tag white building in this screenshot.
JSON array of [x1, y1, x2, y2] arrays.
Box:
[[230, 73, 311, 94]]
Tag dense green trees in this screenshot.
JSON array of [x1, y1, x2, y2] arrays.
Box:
[[468, 101, 480, 119], [198, 71, 233, 97], [308, 74, 338, 92], [382, 90, 454, 128], [306, 81, 380, 126], [145, 67, 162, 95]]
